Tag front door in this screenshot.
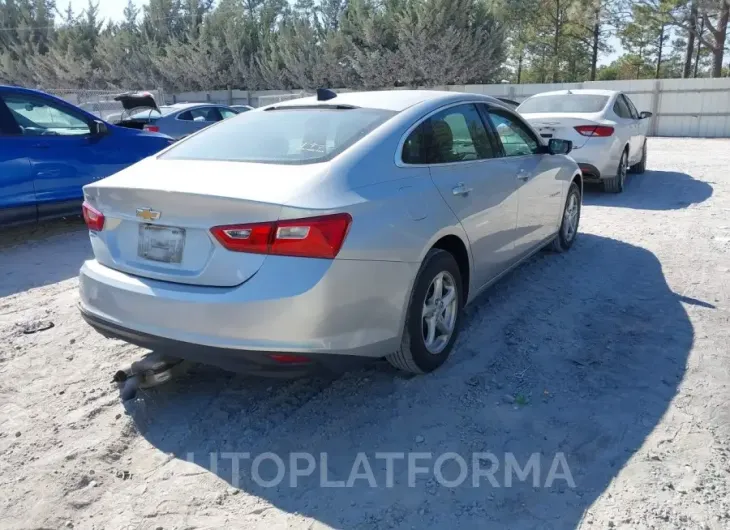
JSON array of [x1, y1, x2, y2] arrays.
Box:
[[0, 103, 36, 224], [612, 94, 640, 162], [405, 103, 521, 289], [621, 94, 646, 163], [484, 106, 565, 256], [1, 92, 112, 219]]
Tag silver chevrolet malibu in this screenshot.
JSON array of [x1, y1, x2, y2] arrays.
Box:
[[79, 89, 582, 376]]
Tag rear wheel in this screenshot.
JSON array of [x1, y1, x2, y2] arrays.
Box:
[[604, 149, 628, 193], [387, 249, 463, 374], [630, 141, 647, 174]]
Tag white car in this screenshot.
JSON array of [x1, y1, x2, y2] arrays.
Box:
[[517, 89, 652, 193]]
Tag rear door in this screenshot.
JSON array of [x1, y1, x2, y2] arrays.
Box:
[[612, 95, 639, 160], [0, 96, 36, 224], [406, 103, 521, 289], [622, 94, 646, 160], [483, 106, 564, 255]]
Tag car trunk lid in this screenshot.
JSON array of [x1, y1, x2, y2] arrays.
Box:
[[520, 112, 608, 149], [83, 158, 329, 287]]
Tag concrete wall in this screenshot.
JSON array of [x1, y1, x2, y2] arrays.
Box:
[[166, 78, 730, 138]]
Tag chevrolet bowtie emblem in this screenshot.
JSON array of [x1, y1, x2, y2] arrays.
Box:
[[136, 208, 161, 221]]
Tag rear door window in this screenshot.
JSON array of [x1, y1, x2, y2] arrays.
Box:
[[622, 95, 639, 119], [218, 107, 237, 119], [177, 108, 221, 122], [402, 104, 495, 164], [613, 97, 632, 119]]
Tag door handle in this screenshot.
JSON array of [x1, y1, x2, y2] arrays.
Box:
[[517, 171, 531, 181], [32, 143, 50, 149], [452, 183, 472, 196]]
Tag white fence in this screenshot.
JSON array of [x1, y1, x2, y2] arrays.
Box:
[[167, 78, 730, 138]]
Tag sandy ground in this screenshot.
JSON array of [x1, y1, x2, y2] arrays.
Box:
[[1, 138, 729, 530]]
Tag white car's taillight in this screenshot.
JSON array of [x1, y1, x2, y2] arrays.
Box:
[[574, 125, 614, 137]]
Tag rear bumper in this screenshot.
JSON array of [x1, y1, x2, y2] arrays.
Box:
[[571, 137, 623, 181], [80, 308, 366, 376], [79, 257, 417, 363]]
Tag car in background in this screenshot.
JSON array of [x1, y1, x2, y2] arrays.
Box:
[[78, 89, 582, 377], [496, 97, 520, 109], [517, 89, 652, 193], [0, 85, 173, 226], [231, 104, 254, 113], [113, 92, 239, 139]]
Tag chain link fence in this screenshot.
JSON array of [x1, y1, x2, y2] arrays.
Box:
[[43, 88, 165, 123]]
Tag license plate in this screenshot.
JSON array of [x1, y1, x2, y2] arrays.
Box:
[[138, 224, 185, 263]]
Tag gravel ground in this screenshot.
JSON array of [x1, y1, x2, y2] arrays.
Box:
[[1, 137, 729, 530]]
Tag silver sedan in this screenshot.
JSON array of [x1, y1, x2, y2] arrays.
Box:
[[79, 89, 582, 376]]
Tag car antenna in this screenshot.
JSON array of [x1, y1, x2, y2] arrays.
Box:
[[317, 88, 337, 101]]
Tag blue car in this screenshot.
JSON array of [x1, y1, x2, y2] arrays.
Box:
[[0, 86, 173, 226]]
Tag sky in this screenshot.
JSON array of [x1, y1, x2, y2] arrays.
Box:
[[68, 0, 623, 66], [67, 0, 138, 21]]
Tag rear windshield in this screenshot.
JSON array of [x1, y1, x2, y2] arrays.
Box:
[[517, 94, 609, 114], [160, 107, 397, 164]]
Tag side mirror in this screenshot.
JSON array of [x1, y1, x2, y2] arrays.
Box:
[[548, 138, 572, 155], [90, 120, 108, 136], [640, 111, 653, 119]]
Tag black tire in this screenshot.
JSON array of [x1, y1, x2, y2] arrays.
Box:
[[604, 149, 628, 193], [551, 181, 581, 252], [629, 141, 647, 174], [386, 249, 463, 374]]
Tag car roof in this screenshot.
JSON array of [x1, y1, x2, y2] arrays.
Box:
[[266, 90, 503, 112], [527, 89, 619, 98], [161, 102, 221, 110]]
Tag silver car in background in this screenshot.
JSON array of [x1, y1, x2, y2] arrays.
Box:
[[120, 103, 240, 139], [79, 90, 583, 376], [517, 89, 652, 193], [112, 93, 240, 139]]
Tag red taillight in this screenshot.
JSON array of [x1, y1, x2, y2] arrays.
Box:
[[82, 201, 105, 231], [574, 125, 614, 137], [210, 213, 352, 259], [143, 124, 160, 133], [269, 354, 311, 364]]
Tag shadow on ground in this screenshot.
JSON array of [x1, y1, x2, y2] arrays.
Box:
[[129, 233, 693, 529], [0, 217, 89, 298], [584, 170, 713, 210]]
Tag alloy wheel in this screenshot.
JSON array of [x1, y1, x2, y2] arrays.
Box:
[[562, 191, 580, 242], [422, 271, 458, 354]]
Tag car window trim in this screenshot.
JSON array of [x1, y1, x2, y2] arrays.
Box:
[[483, 105, 544, 159], [395, 101, 497, 167], [0, 92, 93, 137]]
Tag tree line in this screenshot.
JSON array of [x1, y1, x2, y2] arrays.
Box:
[[0, 0, 728, 92]]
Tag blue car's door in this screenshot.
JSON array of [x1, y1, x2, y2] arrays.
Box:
[[0, 100, 36, 225], [0, 91, 132, 220]]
